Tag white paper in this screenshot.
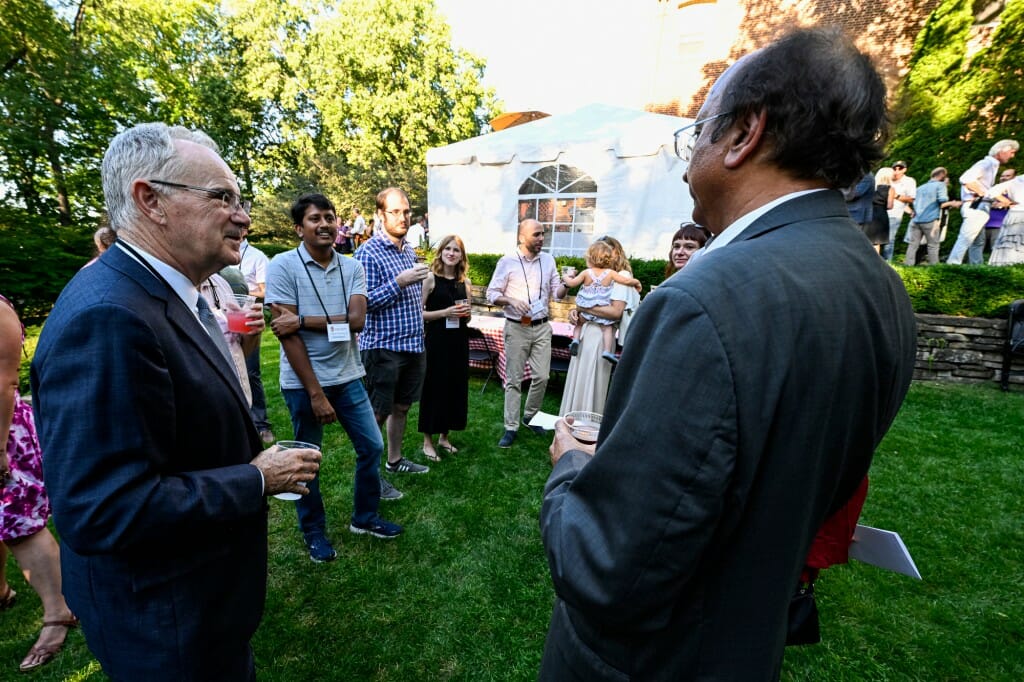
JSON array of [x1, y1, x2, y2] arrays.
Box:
[[527, 411, 561, 431], [327, 323, 350, 342], [848, 524, 922, 580]]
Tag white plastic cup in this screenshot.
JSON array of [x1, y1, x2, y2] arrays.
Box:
[[271, 440, 320, 501]]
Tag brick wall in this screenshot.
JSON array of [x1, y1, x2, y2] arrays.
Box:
[[649, 0, 944, 118]]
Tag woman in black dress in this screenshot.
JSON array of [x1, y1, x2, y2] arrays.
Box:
[[419, 235, 472, 461], [868, 167, 895, 253]]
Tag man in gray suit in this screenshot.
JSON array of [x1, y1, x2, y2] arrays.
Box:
[[539, 28, 917, 680]]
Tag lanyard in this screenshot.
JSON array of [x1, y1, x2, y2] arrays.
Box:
[[517, 253, 543, 304], [205, 278, 221, 308], [117, 239, 178, 296], [297, 247, 348, 322]]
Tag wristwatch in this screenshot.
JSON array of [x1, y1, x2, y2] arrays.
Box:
[[299, 315, 305, 330]]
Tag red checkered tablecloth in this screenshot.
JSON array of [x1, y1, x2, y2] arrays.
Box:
[[468, 315, 573, 384]]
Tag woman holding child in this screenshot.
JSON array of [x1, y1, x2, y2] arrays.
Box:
[[558, 236, 639, 416], [418, 235, 472, 461]]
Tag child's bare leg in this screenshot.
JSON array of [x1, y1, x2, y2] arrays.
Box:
[[601, 325, 619, 364]]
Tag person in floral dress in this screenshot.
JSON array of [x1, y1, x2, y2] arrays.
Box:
[[0, 294, 77, 672]]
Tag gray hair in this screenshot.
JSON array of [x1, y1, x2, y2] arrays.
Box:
[[989, 139, 1019, 157], [101, 123, 219, 232]]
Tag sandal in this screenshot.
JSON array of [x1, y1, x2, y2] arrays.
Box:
[[0, 585, 15, 611], [438, 442, 459, 454], [422, 448, 441, 462], [19, 616, 79, 672]]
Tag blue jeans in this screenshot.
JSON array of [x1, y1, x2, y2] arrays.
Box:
[[282, 381, 384, 539]]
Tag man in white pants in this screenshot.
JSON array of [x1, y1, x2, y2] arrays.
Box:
[[947, 139, 1019, 264]]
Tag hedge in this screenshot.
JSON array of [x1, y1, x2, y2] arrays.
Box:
[[3, 237, 1023, 321]]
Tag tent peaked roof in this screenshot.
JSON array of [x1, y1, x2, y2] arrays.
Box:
[[426, 103, 691, 167]]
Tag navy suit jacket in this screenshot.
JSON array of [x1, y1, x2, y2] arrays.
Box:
[[31, 246, 268, 680], [539, 191, 917, 680]]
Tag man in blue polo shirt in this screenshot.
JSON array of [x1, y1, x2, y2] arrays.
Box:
[[355, 187, 431, 499], [267, 193, 403, 563]]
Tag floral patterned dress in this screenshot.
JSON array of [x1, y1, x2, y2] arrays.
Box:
[[0, 294, 50, 541]]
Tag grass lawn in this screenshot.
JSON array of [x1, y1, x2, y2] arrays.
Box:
[[2, 331, 1023, 680]]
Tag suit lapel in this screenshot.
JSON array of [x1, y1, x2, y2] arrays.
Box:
[[730, 189, 851, 244], [104, 247, 254, 414]]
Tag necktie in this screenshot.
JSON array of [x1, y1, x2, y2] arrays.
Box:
[[196, 295, 234, 368]]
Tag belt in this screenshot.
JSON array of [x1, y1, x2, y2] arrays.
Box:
[[506, 316, 548, 327]]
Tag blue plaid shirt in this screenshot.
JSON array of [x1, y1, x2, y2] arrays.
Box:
[[354, 234, 425, 353]]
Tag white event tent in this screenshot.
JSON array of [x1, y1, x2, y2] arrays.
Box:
[[425, 104, 694, 260]]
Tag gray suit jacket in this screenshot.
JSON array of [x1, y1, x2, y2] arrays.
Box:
[[539, 190, 916, 681]]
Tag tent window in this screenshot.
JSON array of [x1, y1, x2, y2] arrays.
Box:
[[517, 164, 597, 257]]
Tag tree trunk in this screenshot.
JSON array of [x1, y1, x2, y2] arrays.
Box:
[[42, 123, 72, 225]]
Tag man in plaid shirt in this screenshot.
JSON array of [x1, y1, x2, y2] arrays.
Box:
[[355, 187, 431, 499]]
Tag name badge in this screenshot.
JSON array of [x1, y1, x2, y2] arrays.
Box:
[[446, 316, 460, 329], [327, 323, 351, 342], [529, 298, 546, 319]]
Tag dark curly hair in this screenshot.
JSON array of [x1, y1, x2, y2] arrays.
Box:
[[708, 27, 889, 190]]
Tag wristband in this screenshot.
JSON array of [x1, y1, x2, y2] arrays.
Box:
[[299, 315, 305, 330]]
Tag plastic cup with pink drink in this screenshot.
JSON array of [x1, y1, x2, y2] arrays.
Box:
[[226, 294, 256, 333]]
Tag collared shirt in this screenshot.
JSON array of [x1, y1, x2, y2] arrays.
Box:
[[960, 156, 1000, 201], [266, 243, 367, 389], [486, 249, 561, 320], [911, 179, 949, 224], [354, 233, 424, 353], [700, 189, 827, 257], [115, 241, 201, 320], [199, 274, 251, 405], [239, 239, 269, 292]]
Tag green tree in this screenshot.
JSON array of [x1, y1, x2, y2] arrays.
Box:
[[889, 0, 1023, 175]]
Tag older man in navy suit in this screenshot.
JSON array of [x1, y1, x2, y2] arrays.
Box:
[[539, 28, 917, 680], [31, 123, 321, 680]]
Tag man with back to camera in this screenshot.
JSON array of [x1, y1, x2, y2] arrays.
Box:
[[947, 139, 1020, 264], [538, 27, 917, 680], [354, 187, 431, 501], [266, 193, 404, 564], [486, 218, 568, 449], [905, 167, 962, 266], [30, 123, 320, 680]]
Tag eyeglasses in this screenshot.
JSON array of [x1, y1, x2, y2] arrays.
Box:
[[673, 111, 732, 162], [383, 209, 412, 218], [892, 165, 906, 170], [149, 180, 252, 214]]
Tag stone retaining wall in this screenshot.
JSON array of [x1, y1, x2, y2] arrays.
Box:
[[471, 286, 1022, 386], [914, 314, 1021, 386]]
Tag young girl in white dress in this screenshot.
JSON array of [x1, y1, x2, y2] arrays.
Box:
[[562, 240, 641, 364]]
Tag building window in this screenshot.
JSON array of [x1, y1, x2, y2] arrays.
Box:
[[517, 164, 597, 257]]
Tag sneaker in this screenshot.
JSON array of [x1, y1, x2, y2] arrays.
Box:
[[349, 517, 404, 539], [522, 417, 549, 435], [306, 534, 337, 563], [385, 457, 429, 474], [602, 351, 619, 365], [498, 429, 517, 448], [569, 340, 579, 356], [380, 477, 404, 501]]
